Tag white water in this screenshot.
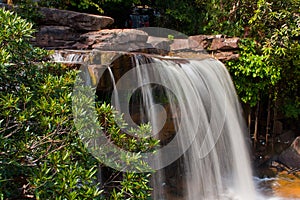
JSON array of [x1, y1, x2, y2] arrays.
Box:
[[107, 66, 121, 110], [51, 51, 86, 63], [112, 55, 257, 200]]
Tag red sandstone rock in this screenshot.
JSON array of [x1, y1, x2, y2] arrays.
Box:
[[213, 51, 240, 61], [170, 39, 190, 51], [2, 4, 241, 62], [188, 35, 218, 49], [210, 37, 240, 51]]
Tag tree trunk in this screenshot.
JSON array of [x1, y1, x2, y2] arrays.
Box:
[[253, 101, 260, 145], [272, 101, 278, 146], [266, 94, 271, 145], [248, 110, 251, 136]]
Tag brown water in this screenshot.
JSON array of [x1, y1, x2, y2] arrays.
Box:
[[256, 172, 300, 200]]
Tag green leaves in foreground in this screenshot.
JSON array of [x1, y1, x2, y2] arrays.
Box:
[[0, 8, 158, 199]]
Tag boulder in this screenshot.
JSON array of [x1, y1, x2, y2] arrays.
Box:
[[277, 136, 300, 170], [34, 26, 79, 48], [170, 39, 190, 51], [73, 29, 150, 51], [279, 130, 295, 144], [147, 36, 170, 51], [38, 7, 114, 31], [188, 35, 218, 50]]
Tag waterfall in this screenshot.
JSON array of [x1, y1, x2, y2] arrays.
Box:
[[107, 66, 120, 110], [51, 50, 87, 63], [109, 54, 257, 200], [64, 50, 258, 199]]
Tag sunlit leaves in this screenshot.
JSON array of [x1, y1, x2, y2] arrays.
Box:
[[0, 8, 103, 199], [227, 0, 300, 119], [94, 102, 159, 198]]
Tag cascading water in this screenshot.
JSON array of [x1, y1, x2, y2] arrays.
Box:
[[51, 50, 87, 63], [52, 44, 297, 199], [53, 49, 259, 199], [107, 54, 257, 200]]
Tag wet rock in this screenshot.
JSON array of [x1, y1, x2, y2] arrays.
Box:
[[277, 136, 300, 170], [172, 52, 212, 59], [154, 41, 171, 52], [38, 7, 114, 31]]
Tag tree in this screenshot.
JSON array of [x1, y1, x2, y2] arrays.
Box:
[[227, 0, 300, 143]]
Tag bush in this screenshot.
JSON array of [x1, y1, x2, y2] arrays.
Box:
[[0, 8, 158, 199]]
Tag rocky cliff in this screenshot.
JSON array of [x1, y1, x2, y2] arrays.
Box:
[[0, 4, 240, 61], [26, 6, 240, 61]]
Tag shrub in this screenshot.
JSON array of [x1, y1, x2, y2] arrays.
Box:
[[0, 8, 158, 199]]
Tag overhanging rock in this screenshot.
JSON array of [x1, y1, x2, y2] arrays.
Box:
[[38, 7, 114, 31]]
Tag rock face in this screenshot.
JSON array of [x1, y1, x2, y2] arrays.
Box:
[[188, 35, 240, 61], [0, 3, 240, 61], [74, 29, 150, 51], [46, 32, 241, 61], [189, 34, 220, 50], [69, 31, 240, 61], [210, 37, 240, 50], [30, 7, 113, 48]]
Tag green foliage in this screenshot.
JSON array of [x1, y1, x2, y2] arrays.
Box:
[[32, 145, 102, 200], [248, 0, 300, 116], [72, 87, 158, 199], [152, 0, 205, 35], [0, 8, 102, 199], [227, 0, 300, 129], [26, 0, 143, 14], [0, 8, 158, 199], [11, 0, 41, 24], [227, 39, 280, 107], [227, 0, 300, 120], [151, 0, 256, 35], [96, 103, 159, 154], [95, 103, 158, 199]]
